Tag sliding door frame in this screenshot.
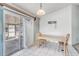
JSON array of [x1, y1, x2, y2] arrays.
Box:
[[2, 6, 35, 55], [2, 7, 24, 56], [3, 7, 6, 56]]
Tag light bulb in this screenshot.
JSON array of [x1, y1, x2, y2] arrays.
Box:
[[37, 9, 45, 16]]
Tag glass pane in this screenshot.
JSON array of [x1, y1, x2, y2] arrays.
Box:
[[9, 33, 15, 37], [8, 25, 15, 37], [9, 29, 15, 32]]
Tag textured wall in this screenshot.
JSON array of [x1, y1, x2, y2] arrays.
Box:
[[72, 5, 79, 45], [40, 5, 72, 44]]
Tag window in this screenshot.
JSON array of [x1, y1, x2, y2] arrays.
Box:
[[8, 25, 15, 37]]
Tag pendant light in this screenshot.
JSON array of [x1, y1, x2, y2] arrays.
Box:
[[36, 3, 45, 16]]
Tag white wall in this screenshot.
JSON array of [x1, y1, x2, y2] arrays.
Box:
[[40, 5, 72, 44], [72, 5, 79, 45]]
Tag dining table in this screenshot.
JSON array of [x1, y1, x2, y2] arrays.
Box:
[[37, 32, 68, 56]]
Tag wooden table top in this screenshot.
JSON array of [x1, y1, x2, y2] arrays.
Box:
[[37, 33, 66, 42]]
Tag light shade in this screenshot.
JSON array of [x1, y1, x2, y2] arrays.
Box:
[[36, 9, 45, 16]]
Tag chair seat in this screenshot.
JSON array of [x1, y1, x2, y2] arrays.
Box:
[[59, 41, 68, 45]]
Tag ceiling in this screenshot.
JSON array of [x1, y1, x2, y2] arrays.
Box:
[[13, 3, 71, 16]]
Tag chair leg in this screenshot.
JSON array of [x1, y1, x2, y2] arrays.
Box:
[[66, 45, 69, 56], [58, 43, 61, 51]]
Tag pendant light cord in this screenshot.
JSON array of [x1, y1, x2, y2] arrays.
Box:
[[40, 3, 42, 9]]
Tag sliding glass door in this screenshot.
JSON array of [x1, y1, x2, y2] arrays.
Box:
[[0, 7, 34, 56], [4, 9, 23, 56]]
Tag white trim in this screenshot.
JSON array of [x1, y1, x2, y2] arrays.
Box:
[[22, 17, 27, 48]]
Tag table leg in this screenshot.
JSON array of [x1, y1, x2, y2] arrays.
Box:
[[64, 42, 66, 56]]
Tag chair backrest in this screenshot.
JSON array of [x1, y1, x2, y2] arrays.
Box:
[[66, 33, 70, 42], [36, 32, 42, 41], [38, 32, 42, 36]]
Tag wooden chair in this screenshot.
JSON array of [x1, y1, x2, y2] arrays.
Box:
[[58, 33, 70, 55], [28, 32, 47, 48], [36, 32, 48, 47], [38, 32, 42, 36]]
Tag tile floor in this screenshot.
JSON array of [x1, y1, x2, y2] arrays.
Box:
[[73, 43, 79, 53], [11, 42, 78, 56]]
